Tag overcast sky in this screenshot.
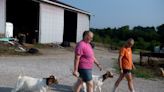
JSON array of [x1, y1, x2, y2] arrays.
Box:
[[61, 0, 164, 28]]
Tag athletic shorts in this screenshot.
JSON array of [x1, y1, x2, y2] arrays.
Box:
[[123, 69, 132, 74], [78, 69, 92, 82]]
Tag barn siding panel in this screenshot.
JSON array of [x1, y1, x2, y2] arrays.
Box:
[[0, 0, 6, 36], [40, 3, 64, 43], [77, 13, 90, 42]]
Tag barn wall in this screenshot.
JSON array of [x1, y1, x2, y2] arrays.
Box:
[[39, 3, 64, 43], [76, 13, 90, 42], [0, 0, 6, 36]]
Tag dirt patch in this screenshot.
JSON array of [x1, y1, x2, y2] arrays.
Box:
[[0, 47, 163, 92]]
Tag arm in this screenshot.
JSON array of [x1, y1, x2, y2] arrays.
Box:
[[132, 63, 136, 70], [94, 57, 102, 71], [118, 55, 123, 73], [73, 54, 81, 77]]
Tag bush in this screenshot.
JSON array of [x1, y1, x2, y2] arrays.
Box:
[[102, 36, 111, 44], [91, 24, 162, 51], [134, 37, 148, 50], [147, 40, 160, 52], [93, 34, 102, 42]]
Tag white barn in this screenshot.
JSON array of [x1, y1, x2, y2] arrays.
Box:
[[0, 0, 90, 43]]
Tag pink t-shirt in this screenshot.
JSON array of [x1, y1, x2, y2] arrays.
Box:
[[75, 40, 95, 69]]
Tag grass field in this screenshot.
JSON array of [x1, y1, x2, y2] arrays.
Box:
[[112, 58, 163, 79]]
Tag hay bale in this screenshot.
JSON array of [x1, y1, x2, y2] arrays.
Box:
[[157, 67, 164, 77], [160, 68, 164, 77], [149, 58, 160, 67]]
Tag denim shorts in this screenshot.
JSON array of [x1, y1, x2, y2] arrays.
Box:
[[78, 69, 92, 82]]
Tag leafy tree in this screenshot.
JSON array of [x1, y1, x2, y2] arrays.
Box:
[[157, 24, 164, 43], [91, 24, 162, 51]]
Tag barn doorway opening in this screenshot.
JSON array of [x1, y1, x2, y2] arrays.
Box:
[[6, 0, 39, 44], [63, 10, 77, 43]]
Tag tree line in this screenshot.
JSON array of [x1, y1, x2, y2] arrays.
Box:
[[91, 24, 164, 51]]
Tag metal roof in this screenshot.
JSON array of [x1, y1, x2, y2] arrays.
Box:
[[33, 0, 91, 15]]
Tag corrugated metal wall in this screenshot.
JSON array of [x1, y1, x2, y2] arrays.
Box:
[[39, 3, 64, 43], [0, 0, 6, 36], [76, 13, 90, 42]]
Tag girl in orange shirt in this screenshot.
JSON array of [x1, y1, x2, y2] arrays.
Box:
[[113, 38, 136, 92]]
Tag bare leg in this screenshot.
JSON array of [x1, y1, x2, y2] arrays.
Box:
[[86, 80, 93, 92], [94, 85, 98, 92], [98, 86, 102, 92], [42, 87, 47, 92], [112, 73, 125, 92], [75, 79, 83, 92], [125, 73, 135, 92]]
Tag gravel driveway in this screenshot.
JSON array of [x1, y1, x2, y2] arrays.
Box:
[[0, 47, 163, 92]]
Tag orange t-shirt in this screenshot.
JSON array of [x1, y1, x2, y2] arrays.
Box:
[[119, 47, 133, 70]]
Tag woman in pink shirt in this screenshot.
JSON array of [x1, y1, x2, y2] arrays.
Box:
[[73, 31, 102, 92]]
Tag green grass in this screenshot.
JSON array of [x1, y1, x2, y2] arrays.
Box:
[[33, 44, 47, 48], [133, 49, 150, 54], [112, 60, 159, 79], [0, 46, 16, 55], [0, 45, 41, 56], [131, 65, 156, 79]]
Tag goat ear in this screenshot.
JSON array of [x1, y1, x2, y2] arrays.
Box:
[[106, 71, 110, 75], [108, 71, 114, 77]]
